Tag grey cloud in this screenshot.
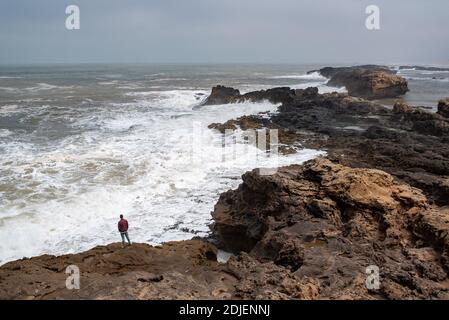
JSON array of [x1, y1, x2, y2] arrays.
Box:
[[0, 0, 447, 65]]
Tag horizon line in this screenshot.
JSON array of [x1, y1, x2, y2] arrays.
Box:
[[1, 61, 448, 68]]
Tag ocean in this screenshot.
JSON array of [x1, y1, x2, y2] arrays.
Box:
[[0, 63, 448, 264]]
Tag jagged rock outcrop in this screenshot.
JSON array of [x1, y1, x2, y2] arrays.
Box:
[[309, 65, 409, 99], [203, 85, 241, 105], [203, 86, 297, 106], [212, 158, 449, 299], [206, 86, 449, 206]]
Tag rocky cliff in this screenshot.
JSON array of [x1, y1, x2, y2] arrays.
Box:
[[212, 158, 449, 299], [1, 158, 448, 300], [2, 81, 449, 300]]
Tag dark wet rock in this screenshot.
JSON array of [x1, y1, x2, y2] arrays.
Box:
[[202, 86, 297, 106], [437, 99, 449, 118], [239, 87, 297, 105], [205, 86, 449, 206], [310, 65, 394, 78], [203, 85, 241, 105], [393, 102, 449, 136]]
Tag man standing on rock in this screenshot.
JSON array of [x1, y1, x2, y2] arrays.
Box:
[[118, 215, 131, 248]]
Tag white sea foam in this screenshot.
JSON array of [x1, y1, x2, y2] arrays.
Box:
[[0, 83, 74, 93], [405, 76, 449, 82], [399, 69, 449, 75], [0, 129, 12, 137], [217, 250, 234, 263], [98, 80, 120, 86], [290, 82, 347, 93], [241, 77, 345, 95], [149, 78, 189, 82], [268, 72, 326, 81], [144, 73, 167, 78], [420, 70, 449, 75], [0, 89, 324, 264], [125, 91, 156, 97], [0, 104, 21, 115], [27, 83, 71, 92], [0, 86, 17, 92], [397, 68, 416, 72], [117, 84, 145, 90]]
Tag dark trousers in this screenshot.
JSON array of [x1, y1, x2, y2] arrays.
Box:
[[120, 232, 131, 245]]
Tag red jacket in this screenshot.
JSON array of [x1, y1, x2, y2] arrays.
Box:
[[118, 219, 129, 233]]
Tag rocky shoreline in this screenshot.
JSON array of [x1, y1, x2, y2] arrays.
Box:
[[2, 66, 449, 300]]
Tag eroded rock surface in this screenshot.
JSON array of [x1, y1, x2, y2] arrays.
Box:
[[0, 240, 229, 300], [212, 159, 449, 299], [0, 239, 332, 300], [311, 66, 408, 99]]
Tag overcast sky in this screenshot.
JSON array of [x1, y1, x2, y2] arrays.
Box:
[[0, 0, 448, 65]]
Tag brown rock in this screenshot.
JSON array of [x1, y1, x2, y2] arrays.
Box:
[[327, 69, 409, 99], [0, 239, 322, 300], [211, 158, 449, 299], [0, 240, 234, 300], [310, 65, 408, 99], [208, 120, 237, 133]]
